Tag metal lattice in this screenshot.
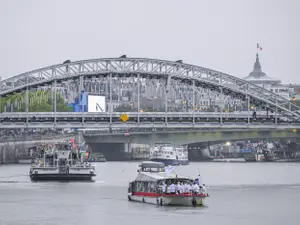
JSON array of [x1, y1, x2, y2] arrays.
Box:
[[0, 57, 299, 119]]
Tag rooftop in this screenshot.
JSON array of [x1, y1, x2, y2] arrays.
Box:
[[244, 53, 281, 84]]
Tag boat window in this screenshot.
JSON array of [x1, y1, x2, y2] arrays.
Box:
[[164, 178, 191, 185], [141, 167, 165, 172], [133, 181, 157, 193]]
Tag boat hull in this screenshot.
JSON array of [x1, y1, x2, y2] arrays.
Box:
[[128, 193, 205, 206], [30, 173, 96, 181], [150, 158, 189, 166]]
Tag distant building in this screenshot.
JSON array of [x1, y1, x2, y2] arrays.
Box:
[[244, 53, 291, 99]]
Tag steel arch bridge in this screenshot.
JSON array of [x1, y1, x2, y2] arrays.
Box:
[[0, 57, 300, 128]]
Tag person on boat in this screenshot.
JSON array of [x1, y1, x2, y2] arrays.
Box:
[[184, 182, 192, 193], [160, 182, 167, 194], [192, 182, 200, 194], [176, 182, 183, 194], [169, 183, 176, 194]]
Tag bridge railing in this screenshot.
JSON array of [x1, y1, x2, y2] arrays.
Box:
[[0, 111, 289, 118]]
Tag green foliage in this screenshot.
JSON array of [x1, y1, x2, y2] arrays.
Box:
[[0, 90, 72, 112]]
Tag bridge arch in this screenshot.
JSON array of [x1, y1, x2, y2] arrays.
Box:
[[0, 57, 299, 119]]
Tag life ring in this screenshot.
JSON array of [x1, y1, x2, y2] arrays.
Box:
[[142, 197, 145, 203]]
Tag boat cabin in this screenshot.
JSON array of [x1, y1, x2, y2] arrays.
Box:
[[129, 161, 194, 194], [138, 161, 165, 172]]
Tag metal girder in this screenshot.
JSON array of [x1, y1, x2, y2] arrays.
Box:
[[0, 58, 299, 119], [0, 112, 300, 129], [0, 122, 300, 129]]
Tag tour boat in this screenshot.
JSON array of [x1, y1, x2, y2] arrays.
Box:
[[29, 142, 96, 181], [149, 143, 189, 166], [127, 161, 208, 206]]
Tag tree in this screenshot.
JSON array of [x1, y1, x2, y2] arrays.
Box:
[[0, 90, 72, 112]]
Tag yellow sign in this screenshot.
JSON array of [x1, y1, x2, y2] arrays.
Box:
[[293, 129, 297, 133], [120, 113, 129, 123]]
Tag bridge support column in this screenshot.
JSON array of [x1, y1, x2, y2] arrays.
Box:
[[13, 147, 18, 163], [220, 87, 223, 124], [25, 86, 29, 126], [247, 95, 250, 125], [165, 76, 169, 125], [79, 76, 84, 126], [124, 142, 132, 153], [0, 147, 2, 163], [53, 80, 57, 125], [124, 142, 133, 160], [109, 73, 112, 125], [137, 73, 140, 123], [192, 80, 195, 125], [275, 97, 278, 126], [2, 147, 6, 164]]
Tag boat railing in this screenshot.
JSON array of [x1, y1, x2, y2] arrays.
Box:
[[31, 166, 58, 170]]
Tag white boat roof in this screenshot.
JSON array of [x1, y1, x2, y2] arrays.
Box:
[[135, 171, 191, 182], [139, 161, 165, 169]]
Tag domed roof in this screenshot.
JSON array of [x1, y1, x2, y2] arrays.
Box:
[[244, 54, 280, 84]]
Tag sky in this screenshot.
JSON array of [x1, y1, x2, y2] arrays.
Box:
[[0, 0, 299, 83]]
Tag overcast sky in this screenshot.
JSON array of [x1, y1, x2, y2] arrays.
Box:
[[0, 0, 299, 83]]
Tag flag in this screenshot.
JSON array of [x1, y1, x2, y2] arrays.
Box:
[[165, 165, 175, 174]]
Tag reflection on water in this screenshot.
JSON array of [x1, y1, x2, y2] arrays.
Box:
[[0, 162, 300, 225]]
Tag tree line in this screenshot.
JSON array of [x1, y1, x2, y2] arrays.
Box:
[[0, 90, 72, 112]]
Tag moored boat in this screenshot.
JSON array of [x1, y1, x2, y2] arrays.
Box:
[[150, 143, 189, 166], [127, 161, 208, 206], [29, 142, 96, 181]]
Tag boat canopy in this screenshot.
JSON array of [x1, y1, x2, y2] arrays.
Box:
[[139, 161, 165, 172], [135, 171, 192, 183]]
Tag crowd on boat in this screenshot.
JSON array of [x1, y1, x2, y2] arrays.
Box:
[[158, 179, 207, 195]]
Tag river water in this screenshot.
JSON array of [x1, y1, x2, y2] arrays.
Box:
[[0, 162, 299, 225]]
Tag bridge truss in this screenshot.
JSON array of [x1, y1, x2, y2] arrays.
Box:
[[0, 57, 300, 129]]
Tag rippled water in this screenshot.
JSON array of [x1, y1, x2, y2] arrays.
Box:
[[0, 162, 300, 225]]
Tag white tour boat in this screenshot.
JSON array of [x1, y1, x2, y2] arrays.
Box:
[[150, 143, 189, 166], [127, 161, 208, 206], [29, 142, 96, 181]]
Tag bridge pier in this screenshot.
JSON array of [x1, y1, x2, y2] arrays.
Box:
[[14, 147, 19, 163], [1, 147, 6, 164], [124, 142, 133, 160]]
